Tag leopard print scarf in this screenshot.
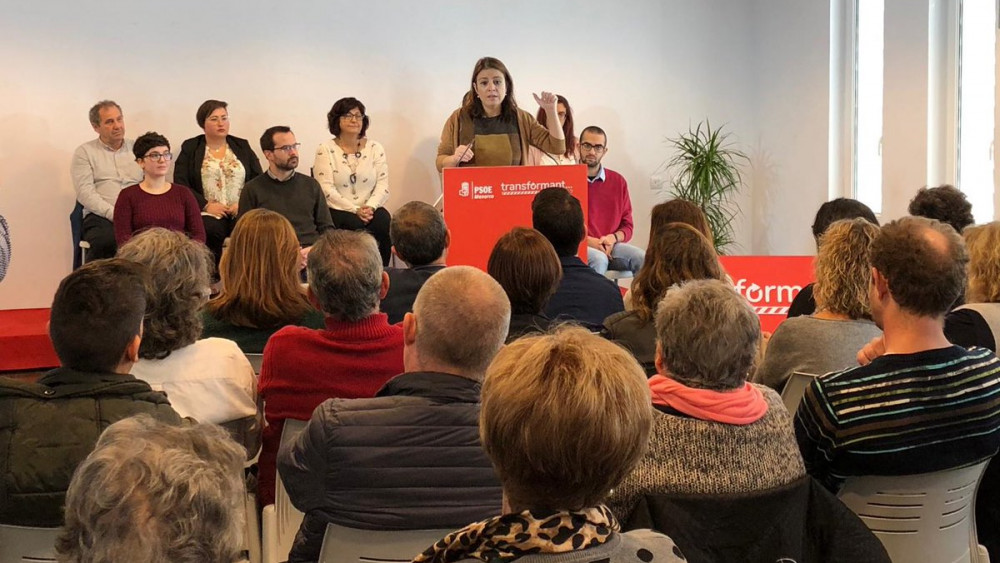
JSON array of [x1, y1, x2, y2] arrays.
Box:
[[412, 505, 618, 563]]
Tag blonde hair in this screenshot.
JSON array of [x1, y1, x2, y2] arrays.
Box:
[[965, 222, 1000, 303], [117, 228, 212, 359], [480, 326, 652, 511], [632, 223, 724, 322], [813, 218, 879, 319], [206, 209, 312, 328]]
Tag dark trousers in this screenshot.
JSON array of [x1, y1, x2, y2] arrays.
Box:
[[329, 207, 392, 266], [82, 214, 116, 260], [203, 214, 236, 270]]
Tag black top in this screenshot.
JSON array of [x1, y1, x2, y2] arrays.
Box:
[[787, 283, 816, 318], [174, 134, 263, 208], [544, 255, 625, 330], [381, 264, 446, 324], [944, 308, 996, 351], [507, 313, 552, 343]]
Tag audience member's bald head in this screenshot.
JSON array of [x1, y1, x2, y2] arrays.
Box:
[[408, 266, 510, 378], [390, 202, 448, 266], [871, 216, 968, 317]]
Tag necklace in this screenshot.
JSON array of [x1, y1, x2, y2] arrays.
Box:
[[337, 138, 363, 196], [207, 142, 227, 158]]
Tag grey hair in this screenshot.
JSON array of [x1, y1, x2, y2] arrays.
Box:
[[88, 100, 122, 127], [307, 230, 383, 322], [654, 279, 760, 391], [413, 266, 511, 377], [56, 415, 246, 563]]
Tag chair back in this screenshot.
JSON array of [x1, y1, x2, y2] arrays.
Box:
[[838, 460, 991, 563], [318, 522, 452, 563], [780, 371, 817, 413], [70, 202, 84, 270], [246, 353, 264, 375], [261, 418, 307, 563], [0, 524, 60, 562]]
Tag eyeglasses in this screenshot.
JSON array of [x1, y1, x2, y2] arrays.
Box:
[[580, 142, 605, 153], [271, 143, 301, 153], [143, 152, 173, 161], [340, 113, 366, 122], [206, 115, 229, 123]]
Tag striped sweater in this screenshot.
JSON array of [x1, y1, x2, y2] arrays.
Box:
[[795, 345, 1000, 492]]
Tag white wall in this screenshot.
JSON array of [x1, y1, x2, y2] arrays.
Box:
[[0, 0, 765, 309]]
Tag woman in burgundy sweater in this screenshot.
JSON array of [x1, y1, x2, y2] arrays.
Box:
[[114, 132, 206, 246]]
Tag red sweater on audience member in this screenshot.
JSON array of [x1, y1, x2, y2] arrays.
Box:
[[113, 183, 207, 245], [257, 313, 404, 505], [586, 167, 634, 241]]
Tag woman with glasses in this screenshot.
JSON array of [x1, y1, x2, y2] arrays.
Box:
[[312, 97, 392, 265], [436, 57, 565, 171], [113, 132, 205, 246], [173, 100, 263, 268]]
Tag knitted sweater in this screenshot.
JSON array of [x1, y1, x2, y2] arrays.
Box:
[[587, 166, 634, 241], [113, 183, 206, 245], [256, 313, 403, 505], [236, 172, 334, 246], [607, 384, 806, 522], [436, 107, 565, 171]]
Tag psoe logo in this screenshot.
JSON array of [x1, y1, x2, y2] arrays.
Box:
[[473, 185, 494, 199], [458, 182, 470, 198]]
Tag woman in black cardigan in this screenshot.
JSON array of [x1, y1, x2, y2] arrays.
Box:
[[174, 99, 263, 267]]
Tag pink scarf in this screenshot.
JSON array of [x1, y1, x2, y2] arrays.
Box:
[[648, 374, 768, 425]]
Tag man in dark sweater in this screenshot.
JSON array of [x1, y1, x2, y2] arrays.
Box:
[[237, 126, 333, 249], [381, 201, 449, 324], [796, 216, 1000, 492], [278, 266, 509, 561], [0, 260, 183, 527], [533, 187, 624, 329]]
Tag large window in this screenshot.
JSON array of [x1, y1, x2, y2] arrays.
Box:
[[957, 0, 996, 223], [854, 0, 884, 214]]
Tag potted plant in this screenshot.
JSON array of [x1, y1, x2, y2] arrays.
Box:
[[663, 121, 748, 253]]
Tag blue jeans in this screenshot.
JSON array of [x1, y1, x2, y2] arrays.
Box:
[[588, 243, 645, 275]]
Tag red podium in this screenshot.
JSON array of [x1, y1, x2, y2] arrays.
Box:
[[442, 164, 589, 270]]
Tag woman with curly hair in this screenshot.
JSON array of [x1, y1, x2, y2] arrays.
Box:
[[202, 209, 324, 353], [118, 228, 258, 454], [754, 218, 882, 391], [603, 222, 724, 375]]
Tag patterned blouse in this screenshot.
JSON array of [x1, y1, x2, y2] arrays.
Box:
[[200, 148, 246, 206]]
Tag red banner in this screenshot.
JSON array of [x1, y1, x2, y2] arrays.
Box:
[[443, 165, 589, 270], [719, 256, 815, 333]]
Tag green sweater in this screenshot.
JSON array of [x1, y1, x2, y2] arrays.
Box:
[[201, 308, 327, 354]]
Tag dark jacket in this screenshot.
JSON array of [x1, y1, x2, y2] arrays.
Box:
[[0, 368, 183, 526], [545, 255, 625, 329], [381, 265, 446, 324], [624, 476, 890, 563], [507, 313, 552, 343], [174, 134, 263, 208], [602, 310, 656, 376], [277, 371, 502, 562]]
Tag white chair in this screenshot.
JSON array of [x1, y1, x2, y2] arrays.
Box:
[[318, 522, 453, 563], [261, 418, 307, 563], [244, 489, 262, 563], [604, 268, 634, 286], [0, 524, 60, 562], [838, 460, 992, 563], [780, 371, 818, 413]]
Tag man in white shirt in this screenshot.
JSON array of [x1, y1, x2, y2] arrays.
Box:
[[70, 100, 143, 260]]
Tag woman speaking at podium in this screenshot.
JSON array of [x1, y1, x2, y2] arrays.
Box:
[[436, 57, 566, 171]]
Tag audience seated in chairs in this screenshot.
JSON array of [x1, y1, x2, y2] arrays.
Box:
[[202, 209, 324, 353], [533, 187, 623, 329], [415, 326, 686, 563], [800, 216, 1000, 493], [56, 415, 246, 563], [787, 198, 878, 318], [0, 260, 182, 527], [487, 227, 560, 342], [603, 223, 724, 376], [277, 266, 509, 562], [381, 201, 449, 324], [608, 279, 806, 520], [754, 218, 881, 391], [117, 228, 259, 457], [258, 229, 403, 506]]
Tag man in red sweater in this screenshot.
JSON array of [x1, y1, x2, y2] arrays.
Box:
[[257, 229, 403, 505], [580, 126, 644, 276]]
